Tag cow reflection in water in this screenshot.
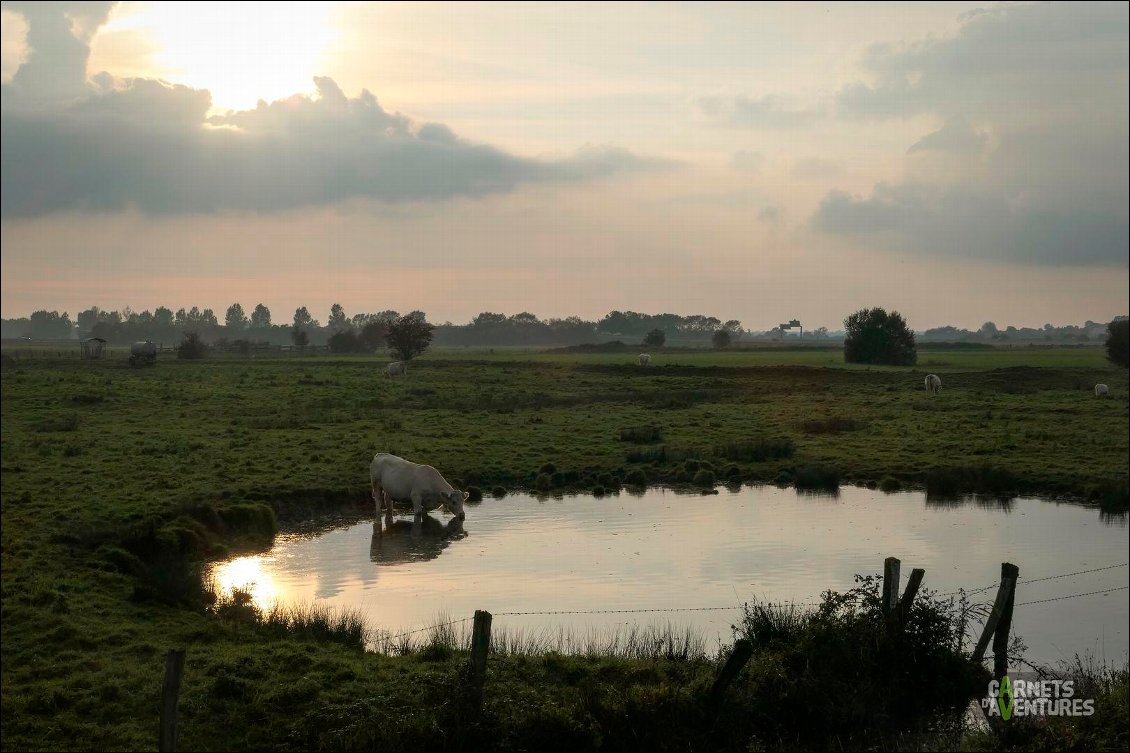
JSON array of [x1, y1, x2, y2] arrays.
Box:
[[370, 512, 466, 565]]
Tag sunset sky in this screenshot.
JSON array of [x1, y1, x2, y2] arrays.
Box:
[[1, 1, 1127, 329]]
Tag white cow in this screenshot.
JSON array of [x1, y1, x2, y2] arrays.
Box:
[[925, 374, 942, 396], [639, 353, 652, 366], [386, 361, 407, 378], [1095, 383, 1109, 397], [370, 453, 467, 519]]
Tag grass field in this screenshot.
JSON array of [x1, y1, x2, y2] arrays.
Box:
[[1, 346, 1127, 749]]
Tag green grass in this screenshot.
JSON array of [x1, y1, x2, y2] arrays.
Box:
[[1, 346, 1127, 749]]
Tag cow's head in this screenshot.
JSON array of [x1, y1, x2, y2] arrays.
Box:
[[443, 490, 468, 520]]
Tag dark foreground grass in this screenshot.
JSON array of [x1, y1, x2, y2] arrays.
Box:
[[2, 351, 1127, 749]]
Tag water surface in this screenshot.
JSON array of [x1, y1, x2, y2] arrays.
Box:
[[209, 486, 1128, 665]]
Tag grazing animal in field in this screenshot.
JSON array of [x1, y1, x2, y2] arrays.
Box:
[[639, 353, 652, 366], [386, 361, 407, 378], [925, 374, 942, 396], [1095, 383, 1109, 397], [370, 452, 467, 519]]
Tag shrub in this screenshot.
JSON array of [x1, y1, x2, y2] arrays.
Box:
[[534, 473, 552, 491], [794, 464, 841, 492], [693, 469, 715, 487], [843, 307, 917, 366], [711, 329, 731, 349], [539, 462, 557, 474], [177, 331, 209, 359], [643, 328, 666, 348], [385, 314, 434, 362], [624, 468, 648, 486], [466, 486, 483, 502], [879, 476, 902, 493], [491, 486, 506, 499]]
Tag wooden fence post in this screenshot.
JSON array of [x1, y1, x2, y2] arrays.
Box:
[[469, 610, 492, 710], [992, 563, 1019, 680], [882, 557, 901, 618], [972, 563, 1019, 664], [709, 638, 753, 704], [159, 649, 185, 753]]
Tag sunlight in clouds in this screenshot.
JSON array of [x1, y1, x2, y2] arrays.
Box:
[[98, 1, 339, 112]]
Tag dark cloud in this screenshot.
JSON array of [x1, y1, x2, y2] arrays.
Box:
[[814, 183, 1129, 267], [816, 2, 1128, 267], [698, 93, 821, 129], [906, 117, 986, 154], [0, 7, 665, 217]]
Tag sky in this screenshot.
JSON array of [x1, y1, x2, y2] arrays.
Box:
[[1, 1, 1127, 329]]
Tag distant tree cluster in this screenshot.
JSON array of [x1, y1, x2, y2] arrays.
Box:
[[1107, 319, 1129, 367], [921, 319, 1116, 343], [843, 308, 917, 366]]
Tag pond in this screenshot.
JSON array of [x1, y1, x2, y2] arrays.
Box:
[[208, 486, 1128, 665]]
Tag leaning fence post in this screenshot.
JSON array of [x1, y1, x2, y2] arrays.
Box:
[[972, 563, 1019, 664], [896, 568, 926, 627], [709, 638, 753, 704], [469, 610, 492, 710], [882, 557, 901, 618], [159, 649, 186, 753], [992, 563, 1019, 680]]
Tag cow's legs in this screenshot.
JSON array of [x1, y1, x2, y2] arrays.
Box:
[[371, 479, 383, 515], [411, 490, 424, 516]]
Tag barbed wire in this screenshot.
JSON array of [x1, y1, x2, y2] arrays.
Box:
[[1014, 585, 1129, 607], [373, 563, 1127, 641], [936, 562, 1127, 598]]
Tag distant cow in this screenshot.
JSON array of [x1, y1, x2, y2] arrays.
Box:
[[1095, 383, 1109, 397], [639, 353, 652, 366], [386, 361, 407, 378], [925, 374, 942, 396], [370, 452, 467, 519]]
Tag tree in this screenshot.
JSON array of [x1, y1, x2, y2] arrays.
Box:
[[154, 306, 174, 328], [328, 329, 360, 353], [177, 331, 208, 359], [328, 303, 348, 333], [1107, 319, 1129, 367], [250, 303, 272, 328], [712, 329, 732, 349], [225, 303, 248, 331], [293, 306, 315, 330], [358, 320, 387, 352], [385, 314, 434, 361], [843, 307, 917, 366], [26, 310, 73, 339], [643, 328, 666, 348]]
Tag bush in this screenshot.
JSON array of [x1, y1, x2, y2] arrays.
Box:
[[385, 314, 434, 362], [491, 485, 506, 499], [534, 473, 552, 492], [693, 469, 715, 486], [643, 328, 666, 348], [177, 331, 208, 360], [328, 329, 361, 353], [539, 462, 557, 474], [1106, 319, 1129, 367], [624, 468, 648, 486], [711, 329, 731, 349], [843, 307, 917, 366], [879, 476, 902, 493], [735, 576, 982, 744], [466, 486, 483, 502], [794, 464, 841, 492]]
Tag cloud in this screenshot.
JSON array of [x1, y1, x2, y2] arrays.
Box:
[[815, 2, 1128, 267], [814, 183, 1128, 267], [906, 116, 986, 154], [698, 93, 821, 129], [0, 5, 664, 217]]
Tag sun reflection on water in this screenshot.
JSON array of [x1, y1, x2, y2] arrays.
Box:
[[212, 555, 282, 611]]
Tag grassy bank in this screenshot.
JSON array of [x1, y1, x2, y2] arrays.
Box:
[[2, 348, 1127, 749]]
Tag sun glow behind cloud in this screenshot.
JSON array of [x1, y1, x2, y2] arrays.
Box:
[[95, 1, 339, 113]]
